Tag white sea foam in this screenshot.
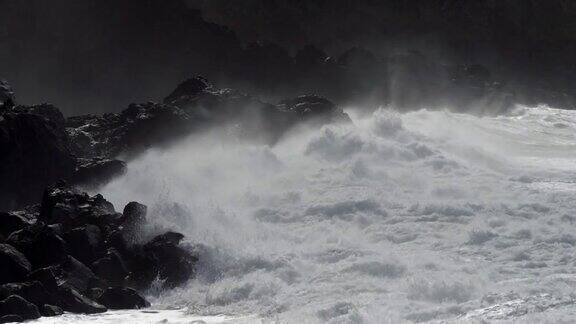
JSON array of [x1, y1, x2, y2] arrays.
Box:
[[49, 105, 576, 323]]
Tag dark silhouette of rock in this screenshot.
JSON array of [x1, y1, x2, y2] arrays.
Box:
[[62, 225, 103, 265], [0, 314, 23, 323], [0, 165, 201, 322], [277, 95, 350, 122], [39, 183, 116, 231], [0, 213, 32, 244], [143, 232, 197, 288], [87, 288, 103, 301], [12, 104, 66, 128], [57, 286, 107, 314], [60, 256, 100, 294], [97, 287, 150, 310], [0, 244, 31, 285], [122, 202, 147, 234], [91, 249, 129, 286], [0, 282, 55, 309], [66, 103, 196, 159], [70, 158, 127, 188], [27, 267, 60, 293], [0, 295, 40, 321], [6, 225, 68, 269], [40, 304, 63, 317], [0, 105, 76, 210], [163, 76, 212, 106]]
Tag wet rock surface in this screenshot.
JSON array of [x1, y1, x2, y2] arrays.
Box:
[[0, 181, 198, 321], [0, 295, 40, 321], [97, 287, 151, 310]]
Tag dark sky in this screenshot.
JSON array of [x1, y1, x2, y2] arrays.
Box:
[[1, 0, 575, 115]]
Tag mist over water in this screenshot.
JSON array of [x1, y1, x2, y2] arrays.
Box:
[[97, 105, 576, 323]]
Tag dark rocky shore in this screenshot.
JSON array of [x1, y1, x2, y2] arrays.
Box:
[[0, 77, 347, 322]]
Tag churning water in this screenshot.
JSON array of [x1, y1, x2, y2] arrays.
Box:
[[53, 105, 576, 323]]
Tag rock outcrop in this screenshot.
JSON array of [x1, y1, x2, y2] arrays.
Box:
[[0, 182, 198, 322], [0, 101, 76, 210], [0, 77, 347, 210]]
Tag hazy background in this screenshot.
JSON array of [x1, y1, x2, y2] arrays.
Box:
[[1, 0, 575, 114]]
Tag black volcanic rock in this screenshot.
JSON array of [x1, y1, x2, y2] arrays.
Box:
[[13, 104, 66, 128], [97, 287, 149, 310], [143, 232, 197, 289], [0, 282, 55, 309], [66, 102, 196, 159], [0, 212, 33, 238], [71, 158, 127, 188], [65, 77, 352, 159], [163, 76, 212, 106], [60, 256, 100, 294], [0, 105, 76, 210], [6, 225, 68, 269], [57, 286, 106, 314], [0, 295, 40, 321], [26, 267, 60, 293], [0, 184, 200, 320], [39, 183, 116, 231], [91, 249, 129, 286], [40, 304, 63, 317], [62, 225, 103, 265], [0, 244, 31, 285], [277, 95, 350, 122], [122, 202, 147, 232]]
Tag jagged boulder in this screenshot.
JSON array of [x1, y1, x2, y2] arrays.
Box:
[[12, 104, 66, 128], [66, 103, 196, 159], [0, 282, 55, 309], [39, 183, 116, 231], [0, 212, 33, 241], [97, 287, 149, 310], [121, 202, 147, 235], [0, 183, 201, 319], [57, 286, 106, 314], [143, 232, 197, 288], [277, 95, 350, 122], [62, 225, 102, 265], [0, 244, 31, 285], [60, 256, 101, 294], [163, 76, 212, 106], [91, 249, 129, 286], [40, 304, 63, 317], [27, 267, 60, 293], [0, 295, 40, 321], [6, 225, 68, 269]]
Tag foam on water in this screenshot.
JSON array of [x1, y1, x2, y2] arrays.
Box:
[[60, 105, 576, 323]]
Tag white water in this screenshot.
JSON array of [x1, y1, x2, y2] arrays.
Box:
[[68, 105, 576, 323]]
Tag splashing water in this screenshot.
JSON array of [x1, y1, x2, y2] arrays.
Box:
[[88, 105, 576, 323]]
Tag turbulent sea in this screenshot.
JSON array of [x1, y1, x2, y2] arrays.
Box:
[[37, 105, 576, 323]]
